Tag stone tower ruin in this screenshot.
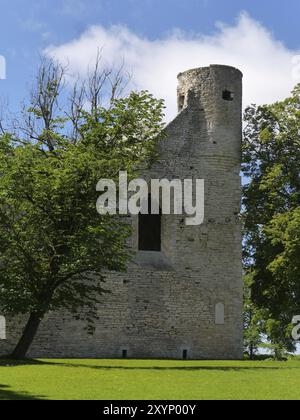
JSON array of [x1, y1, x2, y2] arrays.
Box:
[[0, 65, 243, 360]]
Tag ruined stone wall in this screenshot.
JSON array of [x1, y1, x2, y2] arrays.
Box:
[[0, 65, 243, 360]]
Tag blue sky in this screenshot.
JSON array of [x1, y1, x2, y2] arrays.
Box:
[[1, 0, 300, 117]]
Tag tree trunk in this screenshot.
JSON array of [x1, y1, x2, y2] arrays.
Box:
[[10, 312, 44, 359], [249, 344, 254, 360]]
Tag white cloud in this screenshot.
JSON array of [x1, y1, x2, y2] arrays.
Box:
[[45, 13, 300, 120]]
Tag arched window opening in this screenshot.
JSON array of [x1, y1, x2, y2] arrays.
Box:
[[215, 303, 225, 325]]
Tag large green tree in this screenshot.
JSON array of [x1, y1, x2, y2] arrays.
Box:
[[242, 84, 300, 357], [0, 58, 164, 359]]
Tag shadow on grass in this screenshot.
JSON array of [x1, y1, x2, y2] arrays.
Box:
[[0, 358, 54, 367], [59, 364, 293, 372], [0, 384, 44, 400], [1, 358, 299, 373]]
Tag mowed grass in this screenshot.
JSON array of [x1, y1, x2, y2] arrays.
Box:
[[0, 358, 300, 400]]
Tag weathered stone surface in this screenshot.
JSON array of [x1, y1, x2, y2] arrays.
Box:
[[0, 65, 243, 360]]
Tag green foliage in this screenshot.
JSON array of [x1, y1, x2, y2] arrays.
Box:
[[0, 61, 165, 347], [242, 84, 300, 356]]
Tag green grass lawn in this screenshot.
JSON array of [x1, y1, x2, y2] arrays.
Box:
[[0, 358, 300, 400]]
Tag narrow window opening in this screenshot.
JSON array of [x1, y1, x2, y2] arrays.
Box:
[[0, 316, 6, 340], [215, 303, 225, 325], [178, 94, 185, 111], [222, 90, 234, 101], [122, 349, 128, 359], [182, 349, 188, 360], [138, 196, 161, 252]]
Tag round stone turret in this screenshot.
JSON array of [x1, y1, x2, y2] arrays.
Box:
[[177, 65, 243, 162]]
